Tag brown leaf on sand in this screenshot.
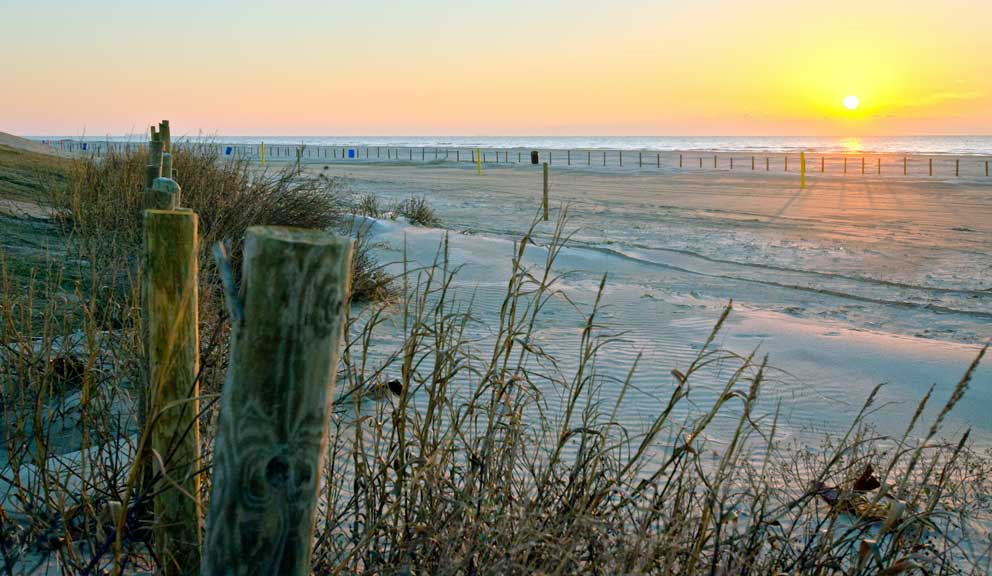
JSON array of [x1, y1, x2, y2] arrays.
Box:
[[853, 464, 881, 492]]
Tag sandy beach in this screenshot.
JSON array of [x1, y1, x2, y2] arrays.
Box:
[[300, 158, 991, 446]]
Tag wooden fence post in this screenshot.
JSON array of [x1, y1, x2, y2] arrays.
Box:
[[144, 208, 201, 576], [639, 151, 642, 167], [543, 162, 549, 221], [929, 158, 933, 176], [956, 158, 960, 177], [877, 158, 881, 175], [202, 227, 352, 576], [785, 156, 788, 172], [903, 156, 907, 175], [680, 154, 683, 168], [844, 157, 848, 174], [766, 157, 770, 171], [714, 155, 717, 169], [861, 157, 865, 175], [821, 157, 825, 173]]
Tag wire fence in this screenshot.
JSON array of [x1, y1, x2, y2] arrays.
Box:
[[42, 139, 992, 179]]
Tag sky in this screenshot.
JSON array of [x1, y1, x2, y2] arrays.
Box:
[[2, 0, 991, 137]]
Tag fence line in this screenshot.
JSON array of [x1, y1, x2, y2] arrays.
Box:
[[44, 139, 992, 179]]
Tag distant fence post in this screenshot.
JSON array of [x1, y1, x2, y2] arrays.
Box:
[[956, 158, 960, 177], [543, 162, 549, 221], [861, 157, 865, 175], [877, 157, 881, 175], [477, 148, 482, 175], [680, 154, 683, 168], [821, 157, 825, 173], [800, 151, 805, 189], [844, 157, 848, 174], [903, 156, 907, 175], [144, 207, 202, 576], [202, 227, 352, 576], [785, 156, 788, 172], [929, 158, 933, 176]]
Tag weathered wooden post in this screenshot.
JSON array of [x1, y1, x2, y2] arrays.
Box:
[[861, 156, 865, 175], [903, 156, 907, 175], [588, 150, 591, 165], [618, 150, 621, 166], [202, 227, 352, 576], [680, 154, 683, 168], [986, 160, 989, 177], [699, 157, 703, 169], [821, 157, 825, 173], [639, 151, 642, 167], [877, 158, 881, 175], [159, 120, 172, 154], [844, 157, 848, 174], [656, 152, 660, 168], [543, 162, 549, 222], [785, 156, 789, 172], [751, 156, 755, 170], [144, 207, 201, 576], [713, 155, 717, 169], [568, 149, 571, 165], [956, 158, 960, 177], [766, 157, 770, 171], [929, 158, 933, 176], [730, 157, 734, 170]]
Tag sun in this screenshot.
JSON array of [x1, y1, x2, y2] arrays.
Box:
[[843, 95, 860, 110]]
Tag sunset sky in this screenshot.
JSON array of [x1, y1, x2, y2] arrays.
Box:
[[2, 0, 990, 136]]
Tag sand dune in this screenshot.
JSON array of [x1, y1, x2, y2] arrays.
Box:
[[0, 130, 56, 155]]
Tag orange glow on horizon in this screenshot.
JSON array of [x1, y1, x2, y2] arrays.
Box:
[[1, 0, 990, 136]]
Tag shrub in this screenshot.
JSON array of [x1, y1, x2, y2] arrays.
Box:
[[395, 195, 440, 226]]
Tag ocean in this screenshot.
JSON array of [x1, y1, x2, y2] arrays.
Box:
[[36, 135, 992, 155]]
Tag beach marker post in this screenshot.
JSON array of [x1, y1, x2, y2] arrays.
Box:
[[639, 152, 642, 167], [929, 158, 933, 176], [752, 156, 755, 170], [588, 150, 591, 165], [821, 157, 825, 173], [878, 158, 881, 175], [956, 158, 960, 177], [904, 156, 907, 175], [657, 152, 660, 168], [477, 148, 482, 175], [699, 157, 703, 168], [730, 157, 734, 170], [680, 154, 683, 168], [800, 151, 806, 189], [260, 142, 265, 166], [619, 150, 622, 167], [714, 155, 717, 169], [986, 160, 989, 177], [785, 156, 788, 172], [543, 162, 549, 221], [766, 157, 770, 171], [568, 150, 571, 165], [861, 157, 865, 175]]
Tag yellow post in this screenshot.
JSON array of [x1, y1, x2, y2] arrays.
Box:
[[477, 147, 482, 176], [800, 151, 806, 189], [260, 141, 265, 167]]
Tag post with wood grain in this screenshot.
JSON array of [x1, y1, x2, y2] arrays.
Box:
[[202, 227, 352, 576], [543, 162, 549, 221], [144, 207, 202, 576]]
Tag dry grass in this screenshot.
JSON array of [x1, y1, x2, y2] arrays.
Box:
[[0, 147, 990, 574]]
